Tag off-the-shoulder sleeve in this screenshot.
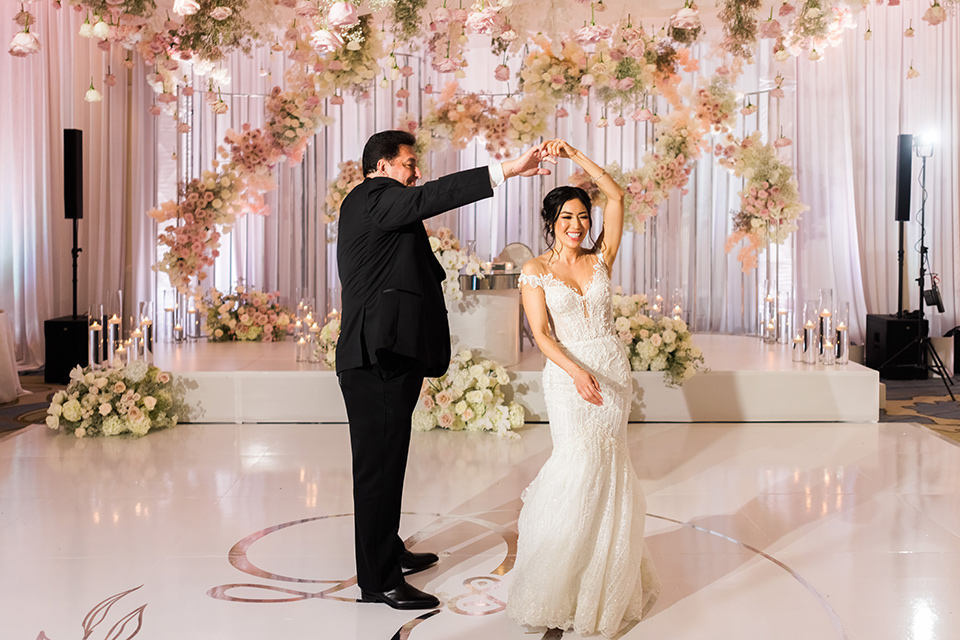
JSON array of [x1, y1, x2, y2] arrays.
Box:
[[518, 273, 543, 289]]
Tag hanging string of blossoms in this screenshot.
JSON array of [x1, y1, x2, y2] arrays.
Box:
[[720, 131, 809, 272]]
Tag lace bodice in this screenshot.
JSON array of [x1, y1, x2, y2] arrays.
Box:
[[518, 257, 615, 345]]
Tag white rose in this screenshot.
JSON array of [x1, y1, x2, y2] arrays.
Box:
[[99, 403, 113, 416], [92, 20, 110, 39], [62, 399, 83, 422], [173, 0, 200, 16], [45, 415, 60, 430], [209, 6, 234, 20], [143, 396, 157, 411]]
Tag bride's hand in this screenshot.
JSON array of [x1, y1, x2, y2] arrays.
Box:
[[571, 368, 603, 406], [544, 139, 578, 160]]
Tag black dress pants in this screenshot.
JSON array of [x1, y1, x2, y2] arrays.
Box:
[[338, 354, 425, 592]]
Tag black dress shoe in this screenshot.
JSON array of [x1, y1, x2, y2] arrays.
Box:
[[360, 581, 440, 610], [400, 549, 439, 575]]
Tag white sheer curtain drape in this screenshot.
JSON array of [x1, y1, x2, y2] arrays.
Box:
[[2, 4, 160, 370]]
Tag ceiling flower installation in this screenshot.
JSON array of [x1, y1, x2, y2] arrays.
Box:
[[9, 0, 958, 288]]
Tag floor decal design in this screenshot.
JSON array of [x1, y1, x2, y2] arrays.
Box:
[[205, 507, 847, 640], [37, 586, 146, 640]]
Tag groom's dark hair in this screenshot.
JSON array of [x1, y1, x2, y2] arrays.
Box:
[[362, 130, 417, 176]]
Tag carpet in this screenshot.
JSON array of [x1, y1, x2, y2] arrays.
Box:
[[880, 378, 960, 444]]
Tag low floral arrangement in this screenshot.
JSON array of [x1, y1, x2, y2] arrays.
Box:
[[412, 349, 524, 438], [611, 289, 705, 387], [426, 226, 484, 304], [719, 130, 808, 272], [323, 160, 364, 225], [315, 315, 341, 369], [45, 361, 180, 438], [200, 285, 292, 342]]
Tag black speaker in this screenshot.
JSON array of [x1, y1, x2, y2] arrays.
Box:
[[44, 316, 88, 384], [64, 129, 83, 220], [865, 313, 927, 379], [894, 133, 912, 222]]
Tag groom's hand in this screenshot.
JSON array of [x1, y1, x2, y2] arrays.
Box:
[[501, 143, 556, 178]]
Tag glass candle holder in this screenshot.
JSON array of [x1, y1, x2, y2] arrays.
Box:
[[187, 296, 202, 339], [139, 301, 154, 364], [835, 301, 850, 365], [162, 290, 179, 343], [777, 291, 791, 345], [307, 323, 320, 363], [822, 339, 836, 365], [792, 332, 804, 363], [88, 304, 104, 370], [819, 308, 834, 363], [817, 288, 834, 355]]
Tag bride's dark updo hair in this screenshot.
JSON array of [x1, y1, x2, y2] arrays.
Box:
[[541, 185, 604, 254]]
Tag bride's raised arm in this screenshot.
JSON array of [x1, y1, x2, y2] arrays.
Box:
[[543, 139, 625, 269]]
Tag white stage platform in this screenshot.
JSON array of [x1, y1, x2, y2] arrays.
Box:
[[155, 334, 880, 424]]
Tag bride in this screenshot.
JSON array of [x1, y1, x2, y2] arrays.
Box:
[[507, 139, 660, 637]]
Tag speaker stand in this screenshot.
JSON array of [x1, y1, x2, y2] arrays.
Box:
[[71, 216, 82, 319], [881, 335, 955, 400]]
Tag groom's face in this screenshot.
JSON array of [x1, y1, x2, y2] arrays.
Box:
[[381, 145, 421, 187]]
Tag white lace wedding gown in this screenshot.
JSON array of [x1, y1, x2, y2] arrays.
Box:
[[508, 256, 660, 637]]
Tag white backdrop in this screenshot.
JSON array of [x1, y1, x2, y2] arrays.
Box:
[[2, 2, 958, 370]]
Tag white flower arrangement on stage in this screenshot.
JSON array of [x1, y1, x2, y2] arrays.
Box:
[[323, 160, 364, 225], [45, 362, 181, 438], [315, 315, 341, 369], [200, 285, 293, 342], [611, 289, 705, 388], [426, 226, 484, 304], [412, 349, 524, 438]]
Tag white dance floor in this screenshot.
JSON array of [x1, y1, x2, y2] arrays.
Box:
[[3, 419, 960, 639], [154, 334, 880, 424]]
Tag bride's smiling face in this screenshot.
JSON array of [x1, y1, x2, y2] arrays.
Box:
[[553, 198, 591, 252]]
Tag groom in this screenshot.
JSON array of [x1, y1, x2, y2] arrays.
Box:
[[337, 130, 552, 609]]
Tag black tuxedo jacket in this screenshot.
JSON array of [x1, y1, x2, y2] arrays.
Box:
[[336, 167, 494, 377]]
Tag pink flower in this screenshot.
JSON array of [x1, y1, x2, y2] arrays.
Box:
[[149, 105, 162, 116], [400, 65, 414, 77], [760, 19, 782, 39], [494, 64, 511, 82], [327, 2, 359, 29], [434, 57, 459, 73], [575, 24, 613, 45], [465, 7, 502, 35], [614, 116, 626, 126], [770, 87, 785, 99], [9, 30, 41, 57], [209, 6, 233, 20], [295, 1, 321, 18], [618, 77, 635, 91], [632, 108, 653, 121], [671, 7, 700, 30], [330, 95, 344, 105], [433, 7, 453, 24], [923, 2, 947, 26], [555, 107, 569, 118], [311, 29, 343, 53], [437, 411, 455, 428], [778, 3, 796, 17]]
